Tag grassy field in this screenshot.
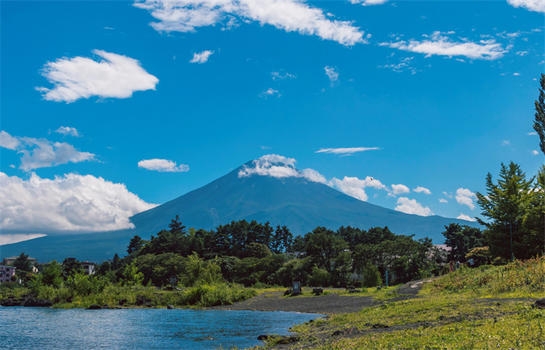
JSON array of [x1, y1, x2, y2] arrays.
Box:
[[262, 257, 545, 349]]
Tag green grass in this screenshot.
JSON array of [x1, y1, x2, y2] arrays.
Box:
[[264, 257, 545, 349]]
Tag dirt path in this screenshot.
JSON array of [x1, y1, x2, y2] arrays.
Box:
[[213, 291, 378, 314]]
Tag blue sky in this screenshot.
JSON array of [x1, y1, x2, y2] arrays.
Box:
[[1, 0, 544, 244]]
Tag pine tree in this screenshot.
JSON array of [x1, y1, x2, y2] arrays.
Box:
[[534, 73, 545, 155]]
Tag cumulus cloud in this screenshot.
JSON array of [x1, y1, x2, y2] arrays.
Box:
[[329, 176, 386, 201], [1, 131, 95, 171], [0, 172, 155, 233], [316, 147, 380, 155], [532, 150, 540, 155], [414, 186, 431, 195], [456, 187, 477, 210], [507, 0, 545, 13], [324, 66, 339, 83], [0, 130, 20, 150], [135, 0, 365, 46], [391, 183, 410, 195], [457, 213, 477, 222], [238, 154, 326, 183], [37, 50, 159, 103], [189, 50, 214, 63], [395, 197, 433, 216], [384, 31, 506, 60], [138, 158, 190, 172], [55, 126, 80, 137]]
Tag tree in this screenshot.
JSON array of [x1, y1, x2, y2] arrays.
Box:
[[534, 73, 545, 155], [127, 235, 145, 255], [13, 252, 32, 272], [476, 162, 534, 260], [442, 223, 485, 262], [523, 166, 545, 256], [62, 257, 82, 279]]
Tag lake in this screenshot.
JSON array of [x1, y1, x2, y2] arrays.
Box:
[[0, 307, 322, 349]]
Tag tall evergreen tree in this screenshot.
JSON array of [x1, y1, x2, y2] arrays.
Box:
[[534, 73, 545, 155], [476, 162, 534, 260]]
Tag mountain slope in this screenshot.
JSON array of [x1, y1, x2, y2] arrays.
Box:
[[1, 160, 479, 262]]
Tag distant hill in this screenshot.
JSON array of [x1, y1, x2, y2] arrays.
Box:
[[1, 161, 479, 262]]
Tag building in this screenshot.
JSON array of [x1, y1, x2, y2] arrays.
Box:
[[81, 261, 96, 275], [0, 265, 16, 283]]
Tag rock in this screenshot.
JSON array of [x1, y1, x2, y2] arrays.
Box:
[[23, 297, 52, 307], [0, 297, 23, 306], [534, 298, 545, 309], [312, 288, 323, 295], [167, 304, 175, 309], [87, 304, 102, 310]]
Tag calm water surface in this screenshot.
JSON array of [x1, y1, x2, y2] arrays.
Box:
[[0, 307, 321, 349]]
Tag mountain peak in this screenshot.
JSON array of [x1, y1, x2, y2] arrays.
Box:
[[238, 154, 327, 184]]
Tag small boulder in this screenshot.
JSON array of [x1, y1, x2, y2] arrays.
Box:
[[534, 298, 545, 309]]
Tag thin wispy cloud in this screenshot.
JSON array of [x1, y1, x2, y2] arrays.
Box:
[[138, 158, 190, 173], [380, 56, 417, 75], [316, 147, 380, 155], [507, 0, 545, 13], [55, 126, 80, 137], [324, 66, 339, 83], [260, 88, 281, 98], [384, 31, 506, 60], [135, 0, 366, 46], [190, 50, 214, 64], [395, 197, 433, 216], [0, 172, 155, 233], [1, 130, 95, 171], [350, 0, 388, 6], [37, 50, 159, 103], [271, 71, 296, 80]]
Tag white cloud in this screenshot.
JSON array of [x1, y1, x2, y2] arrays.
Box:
[[414, 186, 431, 195], [324, 66, 339, 83], [391, 183, 410, 195], [0, 130, 20, 150], [55, 126, 80, 137], [395, 197, 433, 216], [457, 213, 477, 222], [439, 198, 448, 203], [135, 0, 365, 46], [301, 168, 327, 184], [507, 0, 545, 13], [532, 150, 540, 155], [138, 158, 190, 172], [380, 56, 417, 75], [261, 88, 281, 97], [350, 0, 388, 6], [0, 234, 47, 246], [0, 172, 155, 233], [384, 31, 506, 60], [271, 71, 296, 80], [455, 187, 476, 210], [19, 138, 95, 171], [1, 131, 95, 171], [189, 50, 214, 63], [316, 147, 380, 155], [329, 176, 386, 201], [38, 50, 159, 103], [238, 154, 326, 183]]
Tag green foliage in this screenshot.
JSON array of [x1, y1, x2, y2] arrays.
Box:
[[361, 264, 382, 288], [442, 223, 485, 262], [534, 73, 545, 155], [476, 162, 535, 260]]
